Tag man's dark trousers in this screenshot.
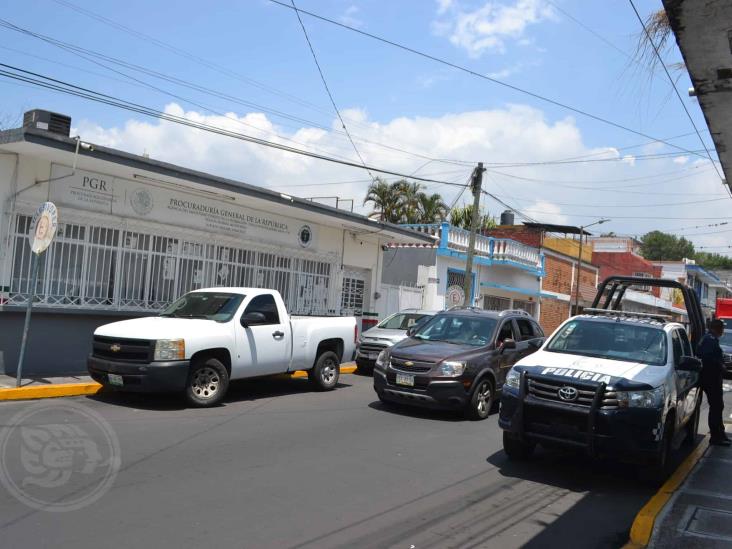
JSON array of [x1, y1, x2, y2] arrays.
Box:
[[701, 369, 725, 440]]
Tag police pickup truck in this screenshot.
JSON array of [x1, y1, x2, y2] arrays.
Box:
[[499, 276, 705, 474]]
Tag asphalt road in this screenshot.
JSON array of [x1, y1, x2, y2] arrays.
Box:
[[0, 373, 699, 549]]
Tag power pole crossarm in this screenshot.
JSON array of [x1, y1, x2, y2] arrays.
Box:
[[462, 162, 485, 306]]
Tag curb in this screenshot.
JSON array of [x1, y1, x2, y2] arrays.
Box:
[[0, 382, 103, 401], [0, 364, 360, 402], [624, 435, 710, 548]]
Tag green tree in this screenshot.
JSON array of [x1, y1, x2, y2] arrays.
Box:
[[418, 193, 448, 223], [694, 252, 732, 270], [449, 205, 497, 231], [639, 231, 695, 261], [364, 178, 402, 223]]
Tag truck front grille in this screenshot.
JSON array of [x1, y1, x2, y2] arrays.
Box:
[[527, 376, 618, 409], [93, 336, 153, 363], [359, 342, 389, 354]]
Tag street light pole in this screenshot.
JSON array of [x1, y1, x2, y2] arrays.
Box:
[[572, 218, 610, 316]]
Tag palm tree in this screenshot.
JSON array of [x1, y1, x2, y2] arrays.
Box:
[[419, 193, 448, 223], [450, 205, 497, 231], [364, 178, 402, 223], [396, 180, 424, 224]]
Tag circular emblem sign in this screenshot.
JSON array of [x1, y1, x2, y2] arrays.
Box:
[[130, 188, 153, 216], [28, 202, 58, 254], [0, 401, 121, 512], [298, 225, 313, 248], [446, 285, 465, 307]]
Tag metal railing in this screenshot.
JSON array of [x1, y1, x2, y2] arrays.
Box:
[[4, 213, 343, 315], [401, 223, 542, 271]]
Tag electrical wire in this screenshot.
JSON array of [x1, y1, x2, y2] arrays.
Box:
[[0, 63, 473, 190], [268, 0, 710, 161], [628, 0, 727, 187], [289, 0, 374, 179]]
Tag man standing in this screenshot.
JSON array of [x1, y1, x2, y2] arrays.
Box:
[[698, 319, 730, 446]]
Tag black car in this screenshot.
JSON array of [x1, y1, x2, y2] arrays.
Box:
[[373, 308, 545, 419], [721, 330, 732, 375]]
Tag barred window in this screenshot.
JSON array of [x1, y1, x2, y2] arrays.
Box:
[[6, 213, 339, 315], [484, 295, 511, 312], [512, 298, 536, 317]]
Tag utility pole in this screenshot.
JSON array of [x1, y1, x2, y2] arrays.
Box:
[[462, 162, 485, 306]]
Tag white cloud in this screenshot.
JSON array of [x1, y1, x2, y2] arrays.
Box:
[[339, 5, 363, 28], [73, 102, 728, 241], [673, 155, 690, 165], [433, 0, 556, 57]]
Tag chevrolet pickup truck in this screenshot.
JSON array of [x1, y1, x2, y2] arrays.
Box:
[[88, 288, 357, 407]]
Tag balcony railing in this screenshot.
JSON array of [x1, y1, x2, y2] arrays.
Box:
[[401, 223, 543, 272]]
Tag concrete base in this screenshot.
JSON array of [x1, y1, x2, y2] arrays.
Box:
[[0, 308, 147, 376]]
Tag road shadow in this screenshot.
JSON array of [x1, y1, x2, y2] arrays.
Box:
[[484, 434, 704, 549], [366, 400, 471, 423], [88, 375, 352, 411]]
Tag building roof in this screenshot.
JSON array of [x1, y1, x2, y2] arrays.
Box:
[[0, 125, 433, 245], [522, 222, 591, 236], [662, 0, 732, 188]]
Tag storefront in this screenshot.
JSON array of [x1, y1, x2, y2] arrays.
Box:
[[0, 110, 431, 375]]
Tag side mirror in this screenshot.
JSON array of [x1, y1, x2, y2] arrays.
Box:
[[241, 311, 266, 327], [406, 327, 415, 337], [677, 355, 702, 372], [499, 338, 517, 353]]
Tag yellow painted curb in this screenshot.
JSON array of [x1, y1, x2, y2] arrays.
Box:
[[291, 364, 358, 378], [0, 382, 103, 401], [624, 435, 710, 548]]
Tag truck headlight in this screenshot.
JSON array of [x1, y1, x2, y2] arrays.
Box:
[[616, 387, 664, 408], [375, 350, 387, 368], [154, 339, 185, 361], [439, 361, 466, 377], [505, 368, 521, 390]]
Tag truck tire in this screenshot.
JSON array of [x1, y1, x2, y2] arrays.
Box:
[[185, 357, 229, 407], [683, 398, 702, 448], [309, 351, 340, 391], [466, 378, 494, 420], [641, 418, 674, 484], [503, 431, 535, 461]]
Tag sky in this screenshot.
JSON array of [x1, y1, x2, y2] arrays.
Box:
[[1, 0, 730, 254]]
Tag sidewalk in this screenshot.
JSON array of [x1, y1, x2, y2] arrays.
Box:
[[0, 374, 95, 389], [648, 383, 732, 548]]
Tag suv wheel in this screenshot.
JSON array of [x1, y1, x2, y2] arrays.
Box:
[[466, 378, 494, 420], [503, 431, 535, 461]]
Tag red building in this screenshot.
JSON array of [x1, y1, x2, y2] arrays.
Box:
[[590, 237, 662, 298]]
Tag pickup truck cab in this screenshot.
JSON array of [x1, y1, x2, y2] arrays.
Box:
[[499, 276, 706, 477], [88, 288, 357, 407]]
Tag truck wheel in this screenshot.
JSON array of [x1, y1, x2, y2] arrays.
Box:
[[185, 358, 229, 407], [641, 418, 674, 483], [466, 378, 494, 420], [683, 398, 702, 447], [309, 351, 340, 391], [503, 431, 535, 461]]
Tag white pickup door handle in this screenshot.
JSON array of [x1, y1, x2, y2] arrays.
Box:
[[272, 331, 285, 339]]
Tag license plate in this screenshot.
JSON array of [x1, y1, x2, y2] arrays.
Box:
[[396, 373, 414, 387], [368, 352, 379, 360], [108, 373, 123, 387]]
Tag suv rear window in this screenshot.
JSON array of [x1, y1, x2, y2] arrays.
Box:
[[546, 319, 667, 366], [413, 315, 497, 347]]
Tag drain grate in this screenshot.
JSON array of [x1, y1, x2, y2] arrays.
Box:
[[680, 506, 732, 541]]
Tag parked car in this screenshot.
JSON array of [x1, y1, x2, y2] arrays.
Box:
[[720, 330, 732, 375], [355, 309, 439, 373], [373, 308, 544, 419], [499, 276, 705, 478], [88, 288, 357, 407]]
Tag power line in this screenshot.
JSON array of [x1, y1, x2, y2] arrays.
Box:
[[288, 0, 373, 180], [628, 0, 727, 187], [0, 18, 474, 168], [480, 149, 706, 168], [490, 194, 723, 209], [0, 63, 472, 190], [268, 0, 709, 161]]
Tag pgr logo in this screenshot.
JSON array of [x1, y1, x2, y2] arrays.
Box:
[[298, 225, 313, 248], [130, 188, 153, 216], [0, 401, 121, 512]]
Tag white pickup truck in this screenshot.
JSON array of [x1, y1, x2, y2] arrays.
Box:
[[87, 288, 357, 407]]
